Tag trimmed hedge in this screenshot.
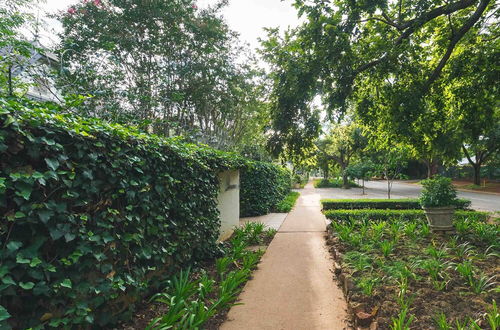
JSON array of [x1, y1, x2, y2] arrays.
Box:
[[0, 98, 246, 329], [314, 178, 360, 188], [321, 198, 472, 210], [324, 209, 488, 223], [240, 162, 291, 217]]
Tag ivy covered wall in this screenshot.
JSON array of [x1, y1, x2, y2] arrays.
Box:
[[0, 98, 246, 328]]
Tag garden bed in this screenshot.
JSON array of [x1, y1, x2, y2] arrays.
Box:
[[326, 214, 499, 329], [119, 222, 276, 329]]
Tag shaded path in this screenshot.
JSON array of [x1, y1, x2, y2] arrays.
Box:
[[221, 182, 347, 330]]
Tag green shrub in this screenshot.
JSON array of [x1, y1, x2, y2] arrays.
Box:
[[0, 98, 245, 329], [240, 162, 291, 217], [274, 191, 300, 213], [324, 209, 488, 223], [314, 178, 360, 188], [321, 198, 471, 210], [420, 176, 460, 208]]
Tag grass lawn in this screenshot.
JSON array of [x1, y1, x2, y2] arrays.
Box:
[[326, 214, 499, 329], [452, 180, 500, 194]]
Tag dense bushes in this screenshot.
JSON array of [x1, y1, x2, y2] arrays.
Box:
[[240, 162, 292, 217], [321, 198, 472, 210], [324, 209, 488, 223], [0, 98, 245, 329]]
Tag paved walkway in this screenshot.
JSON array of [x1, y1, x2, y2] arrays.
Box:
[[221, 182, 347, 330], [239, 213, 288, 231]]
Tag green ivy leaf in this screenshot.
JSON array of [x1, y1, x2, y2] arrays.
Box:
[[19, 282, 35, 290], [15, 182, 32, 200], [30, 257, 42, 267], [16, 255, 30, 264], [38, 210, 54, 224], [44, 158, 60, 171], [6, 241, 22, 252], [1, 276, 16, 286], [0, 305, 11, 322], [61, 279, 72, 289]]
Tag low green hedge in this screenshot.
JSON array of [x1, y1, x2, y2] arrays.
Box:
[[274, 191, 300, 213], [321, 198, 472, 210], [324, 209, 488, 223], [0, 98, 246, 329], [314, 178, 360, 188], [240, 162, 291, 217]]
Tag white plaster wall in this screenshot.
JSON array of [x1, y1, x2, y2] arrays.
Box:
[[217, 170, 240, 241]]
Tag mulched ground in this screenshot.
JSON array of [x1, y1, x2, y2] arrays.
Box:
[[326, 219, 499, 329]]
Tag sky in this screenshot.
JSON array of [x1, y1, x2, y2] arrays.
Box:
[[38, 0, 302, 52]]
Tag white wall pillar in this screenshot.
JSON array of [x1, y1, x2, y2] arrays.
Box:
[[217, 170, 240, 241]]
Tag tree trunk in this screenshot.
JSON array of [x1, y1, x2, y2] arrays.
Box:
[[473, 164, 481, 186], [362, 179, 365, 195], [8, 65, 13, 97], [387, 179, 391, 199], [342, 173, 349, 189]]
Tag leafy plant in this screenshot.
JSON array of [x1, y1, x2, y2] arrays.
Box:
[[419, 176, 460, 208], [390, 307, 415, 330], [380, 240, 395, 257], [357, 276, 380, 296], [433, 312, 451, 330], [216, 257, 233, 277], [274, 191, 300, 213], [486, 300, 499, 330]]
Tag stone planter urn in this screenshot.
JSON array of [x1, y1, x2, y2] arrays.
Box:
[[423, 206, 455, 231]]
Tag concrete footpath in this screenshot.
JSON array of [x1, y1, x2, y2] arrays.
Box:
[[221, 183, 348, 330]]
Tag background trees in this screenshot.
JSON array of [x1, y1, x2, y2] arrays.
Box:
[[57, 0, 267, 150], [260, 0, 498, 178], [316, 123, 367, 188]]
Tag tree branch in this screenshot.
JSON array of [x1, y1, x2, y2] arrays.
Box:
[[353, 0, 479, 76], [423, 0, 491, 91], [462, 144, 477, 166]]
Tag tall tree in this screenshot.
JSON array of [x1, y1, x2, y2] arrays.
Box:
[[57, 0, 267, 149], [0, 0, 39, 96], [444, 29, 499, 185], [316, 123, 367, 188], [261, 0, 497, 148]]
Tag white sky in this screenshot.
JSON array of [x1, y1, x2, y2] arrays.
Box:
[[37, 0, 302, 51]]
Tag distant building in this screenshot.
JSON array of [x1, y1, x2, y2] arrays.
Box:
[[1, 41, 61, 103]]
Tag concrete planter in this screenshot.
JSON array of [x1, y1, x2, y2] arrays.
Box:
[[422, 206, 455, 231]]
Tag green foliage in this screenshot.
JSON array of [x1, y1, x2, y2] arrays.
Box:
[[240, 162, 291, 216], [0, 97, 246, 329], [314, 178, 359, 188], [322, 198, 471, 210], [57, 0, 268, 149], [147, 224, 267, 329], [324, 209, 487, 223], [274, 191, 300, 213], [419, 176, 460, 208]]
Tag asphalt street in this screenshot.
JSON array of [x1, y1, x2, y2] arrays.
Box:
[[315, 180, 500, 212]]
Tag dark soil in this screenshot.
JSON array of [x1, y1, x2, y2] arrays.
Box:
[[326, 222, 499, 329]]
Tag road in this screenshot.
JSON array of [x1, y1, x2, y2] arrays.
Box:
[[315, 180, 500, 212]]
